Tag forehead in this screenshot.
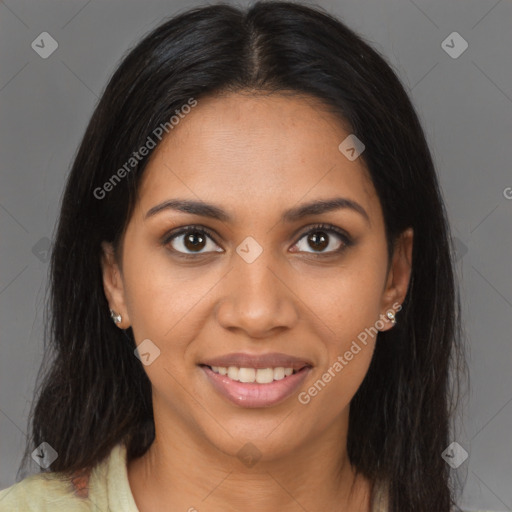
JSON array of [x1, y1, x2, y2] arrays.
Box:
[[135, 92, 379, 224]]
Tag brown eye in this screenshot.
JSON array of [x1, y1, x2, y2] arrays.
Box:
[[165, 227, 222, 256], [182, 231, 207, 251], [307, 231, 329, 251], [293, 224, 352, 255]]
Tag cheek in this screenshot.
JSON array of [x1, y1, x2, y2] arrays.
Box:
[[298, 272, 381, 416], [299, 255, 386, 338], [121, 241, 209, 340], [296, 250, 385, 388]]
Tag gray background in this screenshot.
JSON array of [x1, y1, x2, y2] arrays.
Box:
[[0, 0, 511, 511]]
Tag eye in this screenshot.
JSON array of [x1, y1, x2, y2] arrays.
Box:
[[163, 225, 222, 257], [292, 223, 352, 255], [163, 223, 353, 259]]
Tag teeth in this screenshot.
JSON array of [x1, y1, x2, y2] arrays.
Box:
[[255, 368, 273, 383], [238, 367, 256, 382], [227, 366, 239, 380], [210, 366, 298, 383]]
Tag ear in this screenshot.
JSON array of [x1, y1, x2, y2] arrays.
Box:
[[379, 227, 413, 331], [100, 241, 131, 328]]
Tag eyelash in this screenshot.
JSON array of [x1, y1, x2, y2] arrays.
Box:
[[162, 223, 353, 259]]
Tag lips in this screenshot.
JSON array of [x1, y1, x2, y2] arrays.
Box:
[[200, 365, 312, 408], [200, 352, 313, 370], [198, 352, 313, 408]]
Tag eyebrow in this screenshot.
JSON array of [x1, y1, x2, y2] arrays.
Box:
[[145, 197, 370, 225]]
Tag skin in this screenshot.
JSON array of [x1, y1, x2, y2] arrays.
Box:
[[101, 91, 413, 512]]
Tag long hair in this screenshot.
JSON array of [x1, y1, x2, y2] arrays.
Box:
[[21, 2, 466, 510]]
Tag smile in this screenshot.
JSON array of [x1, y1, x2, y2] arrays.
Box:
[[209, 365, 297, 383], [200, 364, 311, 408]]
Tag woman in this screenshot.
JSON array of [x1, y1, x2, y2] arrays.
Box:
[[0, 1, 465, 511]]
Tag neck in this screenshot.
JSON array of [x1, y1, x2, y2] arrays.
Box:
[[127, 408, 371, 512]]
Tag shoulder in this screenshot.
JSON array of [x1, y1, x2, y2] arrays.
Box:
[[0, 471, 92, 512], [0, 443, 137, 512]]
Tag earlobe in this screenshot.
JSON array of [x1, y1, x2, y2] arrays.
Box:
[[100, 241, 130, 328]]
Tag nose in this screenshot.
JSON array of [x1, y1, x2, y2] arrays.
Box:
[[215, 247, 300, 339]]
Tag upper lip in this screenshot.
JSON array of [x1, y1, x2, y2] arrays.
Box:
[[200, 352, 313, 370]]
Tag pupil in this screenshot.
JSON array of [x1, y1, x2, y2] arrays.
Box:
[[309, 231, 328, 251], [185, 232, 205, 251]]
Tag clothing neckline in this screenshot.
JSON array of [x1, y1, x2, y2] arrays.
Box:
[[100, 442, 387, 512], [94, 442, 140, 511]]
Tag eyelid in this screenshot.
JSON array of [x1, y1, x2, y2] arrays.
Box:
[[161, 224, 220, 252], [294, 223, 352, 245]]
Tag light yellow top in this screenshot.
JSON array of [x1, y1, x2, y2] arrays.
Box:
[[0, 444, 138, 511], [0, 443, 389, 511]]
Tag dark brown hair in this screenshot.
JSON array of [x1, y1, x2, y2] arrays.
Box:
[[21, 2, 466, 511]]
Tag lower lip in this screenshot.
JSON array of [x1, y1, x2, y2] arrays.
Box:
[[200, 365, 311, 408]]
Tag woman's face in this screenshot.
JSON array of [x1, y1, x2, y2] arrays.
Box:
[[102, 92, 412, 461]]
